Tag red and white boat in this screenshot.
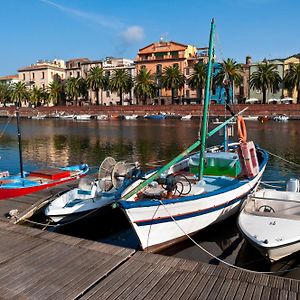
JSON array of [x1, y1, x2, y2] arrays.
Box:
[[0, 164, 89, 200]]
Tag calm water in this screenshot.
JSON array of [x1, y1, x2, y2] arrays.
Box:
[[1, 117, 300, 278]]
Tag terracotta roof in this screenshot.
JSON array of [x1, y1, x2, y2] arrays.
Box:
[[0, 74, 18, 80], [18, 64, 65, 72]]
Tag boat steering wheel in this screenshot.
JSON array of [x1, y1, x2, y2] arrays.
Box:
[[258, 205, 275, 213]]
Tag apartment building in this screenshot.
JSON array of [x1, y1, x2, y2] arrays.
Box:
[[18, 59, 66, 90], [135, 40, 208, 104]]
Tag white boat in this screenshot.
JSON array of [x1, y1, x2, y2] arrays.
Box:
[[31, 113, 47, 120], [124, 114, 139, 120], [118, 19, 268, 252], [273, 114, 289, 121], [75, 114, 91, 120], [238, 179, 300, 261], [181, 114, 192, 120], [245, 98, 260, 104], [243, 116, 258, 121], [45, 158, 143, 224], [60, 114, 75, 119], [97, 114, 109, 120]]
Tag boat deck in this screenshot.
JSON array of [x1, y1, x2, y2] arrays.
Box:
[[0, 186, 299, 299]]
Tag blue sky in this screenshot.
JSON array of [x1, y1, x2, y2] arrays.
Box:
[[1, 0, 299, 76]]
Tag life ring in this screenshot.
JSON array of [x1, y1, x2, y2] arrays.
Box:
[[237, 116, 247, 143]]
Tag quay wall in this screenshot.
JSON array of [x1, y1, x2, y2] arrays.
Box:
[[0, 104, 300, 118]]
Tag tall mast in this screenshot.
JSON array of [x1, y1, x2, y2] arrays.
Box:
[[198, 18, 215, 181], [16, 107, 24, 178]]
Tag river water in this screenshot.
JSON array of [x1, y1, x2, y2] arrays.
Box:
[[1, 117, 300, 278]]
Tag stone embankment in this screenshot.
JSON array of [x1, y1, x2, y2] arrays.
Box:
[[0, 104, 299, 119]]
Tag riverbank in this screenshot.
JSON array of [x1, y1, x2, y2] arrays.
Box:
[[0, 104, 299, 119]]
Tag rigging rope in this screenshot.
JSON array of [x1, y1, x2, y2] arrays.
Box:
[[0, 116, 13, 139], [156, 199, 300, 275]]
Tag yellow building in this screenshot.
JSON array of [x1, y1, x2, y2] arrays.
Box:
[[283, 55, 300, 101], [135, 40, 208, 104]]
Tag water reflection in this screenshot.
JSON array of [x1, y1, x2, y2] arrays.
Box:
[[1, 117, 300, 278]]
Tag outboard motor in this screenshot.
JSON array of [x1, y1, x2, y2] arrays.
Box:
[[286, 178, 300, 192]]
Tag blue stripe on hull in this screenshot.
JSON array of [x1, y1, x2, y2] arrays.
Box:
[[134, 194, 244, 227]]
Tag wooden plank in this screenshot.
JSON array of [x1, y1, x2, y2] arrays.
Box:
[[241, 283, 256, 300], [175, 273, 204, 299], [79, 256, 145, 299], [192, 273, 218, 299], [233, 282, 248, 300], [112, 265, 171, 300], [251, 285, 264, 300], [206, 277, 227, 300], [141, 268, 179, 300], [167, 272, 198, 300], [224, 280, 241, 300], [215, 279, 233, 299]]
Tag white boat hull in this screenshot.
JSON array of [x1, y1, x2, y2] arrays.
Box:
[[121, 163, 266, 252], [45, 187, 116, 223], [238, 189, 300, 261]]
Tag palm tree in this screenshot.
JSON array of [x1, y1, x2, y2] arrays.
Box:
[[11, 82, 28, 107], [134, 68, 156, 105], [66, 77, 81, 106], [250, 61, 282, 104], [188, 63, 206, 104], [0, 82, 12, 106], [161, 65, 185, 104], [48, 80, 65, 106], [86, 66, 107, 105], [284, 63, 300, 103], [215, 58, 243, 104], [29, 86, 44, 107], [109, 69, 133, 105]]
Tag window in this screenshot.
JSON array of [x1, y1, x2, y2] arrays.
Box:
[[156, 64, 162, 74], [69, 72, 72, 77], [173, 63, 179, 68], [51, 72, 53, 79], [186, 90, 190, 98], [186, 68, 190, 76], [77, 62, 80, 68], [77, 71, 80, 78], [41, 72, 45, 79], [171, 51, 179, 58], [105, 71, 110, 77], [23, 74, 25, 80], [32, 72, 35, 80], [42, 84, 45, 89], [106, 91, 110, 97]]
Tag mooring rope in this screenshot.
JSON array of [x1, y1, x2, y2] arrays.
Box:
[[0, 116, 12, 139], [267, 150, 300, 168], [157, 199, 300, 275]]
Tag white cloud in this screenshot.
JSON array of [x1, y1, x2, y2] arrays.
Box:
[[121, 26, 145, 44]]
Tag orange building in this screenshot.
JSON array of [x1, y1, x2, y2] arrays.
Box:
[[135, 40, 208, 104]]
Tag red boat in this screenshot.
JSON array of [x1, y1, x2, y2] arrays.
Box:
[[0, 164, 89, 200]]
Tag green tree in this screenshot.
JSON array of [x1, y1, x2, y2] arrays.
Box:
[[284, 63, 300, 103], [161, 65, 185, 104], [250, 61, 282, 104], [215, 58, 243, 103], [11, 82, 28, 107], [109, 69, 133, 105], [86, 66, 107, 105], [134, 68, 156, 105], [29, 86, 44, 107], [187, 63, 206, 104], [66, 77, 81, 106], [48, 80, 65, 106], [0, 82, 12, 106]]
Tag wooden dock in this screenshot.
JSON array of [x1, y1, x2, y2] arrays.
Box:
[[0, 186, 299, 299]]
